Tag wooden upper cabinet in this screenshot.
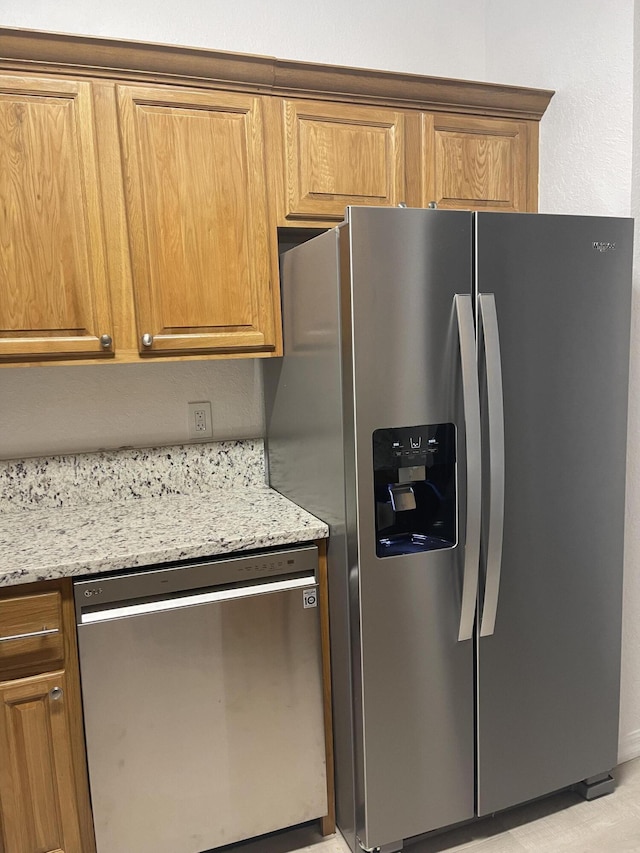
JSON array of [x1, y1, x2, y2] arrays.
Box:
[[0, 75, 114, 360], [116, 85, 279, 355], [0, 32, 553, 366], [421, 113, 537, 212], [273, 99, 406, 225]]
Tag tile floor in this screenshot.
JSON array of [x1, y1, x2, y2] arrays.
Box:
[[225, 758, 640, 853]]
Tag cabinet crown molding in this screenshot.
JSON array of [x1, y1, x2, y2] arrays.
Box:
[[0, 26, 553, 120]]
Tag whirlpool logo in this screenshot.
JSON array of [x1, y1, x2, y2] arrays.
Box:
[[593, 241, 616, 253]]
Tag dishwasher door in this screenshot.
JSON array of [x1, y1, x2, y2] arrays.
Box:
[[74, 545, 327, 853]]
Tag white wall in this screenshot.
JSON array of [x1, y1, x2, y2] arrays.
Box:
[[486, 0, 634, 216], [624, 0, 640, 763], [1, 0, 487, 79], [0, 361, 263, 459]]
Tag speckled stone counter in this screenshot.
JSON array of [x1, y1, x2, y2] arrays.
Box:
[[0, 440, 267, 511], [0, 441, 328, 587]]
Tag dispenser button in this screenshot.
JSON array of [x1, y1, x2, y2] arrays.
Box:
[[388, 483, 417, 512]]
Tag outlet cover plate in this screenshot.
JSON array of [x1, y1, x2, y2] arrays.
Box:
[[188, 401, 213, 440]]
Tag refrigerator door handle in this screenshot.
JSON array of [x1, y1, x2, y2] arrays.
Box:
[[478, 293, 505, 637], [454, 294, 482, 642]]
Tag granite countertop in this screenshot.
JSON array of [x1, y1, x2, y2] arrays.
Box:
[[0, 487, 327, 587], [0, 440, 328, 588]]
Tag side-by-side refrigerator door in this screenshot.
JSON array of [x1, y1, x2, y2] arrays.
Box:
[[475, 212, 633, 816], [345, 207, 479, 850]]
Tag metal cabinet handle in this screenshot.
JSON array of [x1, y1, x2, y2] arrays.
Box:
[[454, 294, 482, 642], [100, 334, 113, 348], [141, 333, 153, 348], [478, 293, 505, 637], [0, 627, 60, 643], [49, 686, 63, 701]]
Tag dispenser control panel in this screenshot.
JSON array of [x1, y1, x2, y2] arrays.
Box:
[[374, 424, 447, 470], [373, 423, 457, 558], [392, 430, 438, 465]]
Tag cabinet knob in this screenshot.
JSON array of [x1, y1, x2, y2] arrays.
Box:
[[141, 333, 153, 348], [100, 334, 113, 348], [49, 686, 63, 701], [427, 201, 438, 209]]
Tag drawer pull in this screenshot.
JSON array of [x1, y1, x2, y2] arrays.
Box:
[[0, 627, 60, 643]]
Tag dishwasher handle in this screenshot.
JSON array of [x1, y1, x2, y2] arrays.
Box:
[[78, 573, 318, 625]]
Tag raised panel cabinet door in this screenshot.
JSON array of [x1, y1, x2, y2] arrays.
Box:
[[422, 113, 536, 212], [117, 85, 279, 355], [276, 99, 406, 224], [0, 671, 83, 853], [0, 75, 114, 360]]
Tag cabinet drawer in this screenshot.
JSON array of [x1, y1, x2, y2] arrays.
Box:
[[0, 591, 64, 675]]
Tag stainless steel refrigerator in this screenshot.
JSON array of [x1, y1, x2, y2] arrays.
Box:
[[264, 207, 633, 853]]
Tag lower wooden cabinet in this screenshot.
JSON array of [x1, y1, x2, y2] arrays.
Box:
[[0, 581, 95, 853], [0, 671, 83, 853]]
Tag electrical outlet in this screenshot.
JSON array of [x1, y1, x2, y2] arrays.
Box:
[[188, 401, 213, 440]]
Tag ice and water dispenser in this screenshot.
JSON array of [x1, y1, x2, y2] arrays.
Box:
[[373, 424, 457, 557]]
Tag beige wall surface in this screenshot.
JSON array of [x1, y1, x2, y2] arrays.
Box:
[[0, 0, 488, 78], [0, 361, 264, 459]]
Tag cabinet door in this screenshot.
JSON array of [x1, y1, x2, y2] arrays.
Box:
[[274, 99, 406, 225], [0, 75, 114, 360], [0, 671, 83, 853], [117, 85, 279, 355], [422, 113, 537, 212]]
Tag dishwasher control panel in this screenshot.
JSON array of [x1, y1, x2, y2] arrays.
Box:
[[234, 552, 304, 576], [73, 544, 319, 623]]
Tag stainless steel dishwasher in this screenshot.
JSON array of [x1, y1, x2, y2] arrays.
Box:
[[73, 544, 327, 853]]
